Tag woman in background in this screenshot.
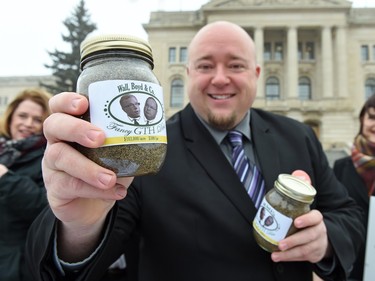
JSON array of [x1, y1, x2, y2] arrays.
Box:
[[334, 93, 375, 281], [0, 88, 52, 281]]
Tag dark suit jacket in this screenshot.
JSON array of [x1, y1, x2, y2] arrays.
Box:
[[0, 144, 47, 281], [26, 105, 364, 281], [334, 156, 369, 281]]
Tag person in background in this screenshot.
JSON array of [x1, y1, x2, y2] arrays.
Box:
[[0, 88, 52, 281], [26, 21, 364, 281], [333, 93, 375, 281], [143, 97, 158, 125], [120, 94, 141, 125]]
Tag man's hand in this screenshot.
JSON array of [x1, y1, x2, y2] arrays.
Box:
[[271, 170, 331, 263], [0, 164, 8, 177], [271, 209, 330, 263], [43, 92, 134, 261]]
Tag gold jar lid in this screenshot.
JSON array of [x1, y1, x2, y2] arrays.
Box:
[[80, 34, 153, 64], [274, 174, 316, 204]]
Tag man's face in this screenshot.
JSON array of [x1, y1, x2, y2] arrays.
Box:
[[363, 107, 375, 143], [144, 98, 157, 120], [186, 22, 260, 131], [121, 96, 140, 118]]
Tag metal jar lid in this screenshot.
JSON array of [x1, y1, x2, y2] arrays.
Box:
[[80, 34, 153, 65], [274, 174, 316, 204]]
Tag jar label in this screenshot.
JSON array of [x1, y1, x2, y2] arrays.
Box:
[[88, 80, 167, 146], [252, 197, 293, 246]]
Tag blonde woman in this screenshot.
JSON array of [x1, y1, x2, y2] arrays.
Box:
[[0, 88, 52, 281]]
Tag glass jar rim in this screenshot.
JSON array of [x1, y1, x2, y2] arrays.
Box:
[[274, 174, 316, 203]]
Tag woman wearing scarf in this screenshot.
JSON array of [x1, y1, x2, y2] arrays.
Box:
[[0, 88, 52, 281], [334, 93, 375, 281]]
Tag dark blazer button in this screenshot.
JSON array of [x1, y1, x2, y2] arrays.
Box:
[[276, 264, 284, 273]]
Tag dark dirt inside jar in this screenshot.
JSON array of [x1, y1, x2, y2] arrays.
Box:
[[73, 142, 167, 177]]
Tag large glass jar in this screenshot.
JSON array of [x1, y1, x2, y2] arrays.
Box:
[[253, 174, 316, 252], [75, 34, 167, 177]]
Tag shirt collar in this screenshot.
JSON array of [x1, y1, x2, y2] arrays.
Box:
[[194, 110, 252, 145]]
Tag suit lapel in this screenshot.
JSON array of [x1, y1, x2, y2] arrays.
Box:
[[251, 110, 281, 192], [180, 105, 279, 226]]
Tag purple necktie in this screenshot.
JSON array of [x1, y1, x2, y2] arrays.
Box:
[[227, 130, 265, 208]]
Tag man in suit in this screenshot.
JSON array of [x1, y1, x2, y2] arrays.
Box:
[[26, 21, 364, 281], [120, 94, 141, 125]]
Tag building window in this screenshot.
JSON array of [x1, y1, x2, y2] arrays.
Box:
[[264, 42, 284, 61], [361, 45, 369, 61], [298, 42, 303, 60], [179, 47, 187, 63], [169, 47, 176, 63], [0, 96, 8, 106], [299, 76, 312, 100], [265, 77, 280, 99], [170, 78, 184, 107], [305, 42, 315, 60], [264, 42, 272, 61], [365, 78, 375, 99], [298, 42, 315, 61], [274, 42, 283, 61]]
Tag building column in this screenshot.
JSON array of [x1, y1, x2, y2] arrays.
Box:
[[287, 26, 298, 98], [254, 27, 264, 98], [321, 26, 333, 98], [335, 26, 348, 98]]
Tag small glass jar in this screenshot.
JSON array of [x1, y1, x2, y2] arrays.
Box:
[[75, 34, 167, 177], [253, 174, 316, 252]]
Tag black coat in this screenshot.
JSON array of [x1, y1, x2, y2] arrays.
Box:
[[27, 105, 365, 281], [334, 156, 369, 281], [0, 144, 47, 281]]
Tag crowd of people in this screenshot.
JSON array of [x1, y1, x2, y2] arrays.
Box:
[[0, 21, 374, 281]]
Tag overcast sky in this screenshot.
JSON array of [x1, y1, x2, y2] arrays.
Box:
[[0, 0, 373, 77]]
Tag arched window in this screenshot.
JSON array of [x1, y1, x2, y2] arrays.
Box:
[[299, 76, 312, 100], [170, 78, 184, 108], [365, 78, 375, 99], [265, 77, 280, 99]]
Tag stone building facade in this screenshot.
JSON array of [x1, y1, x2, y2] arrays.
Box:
[[143, 0, 375, 152], [1, 0, 374, 156], [0, 76, 54, 116]]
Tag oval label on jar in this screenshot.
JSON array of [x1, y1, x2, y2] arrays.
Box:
[[88, 80, 167, 146], [253, 197, 293, 246]]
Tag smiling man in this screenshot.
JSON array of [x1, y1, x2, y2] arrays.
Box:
[[26, 21, 364, 281], [143, 97, 158, 124]]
